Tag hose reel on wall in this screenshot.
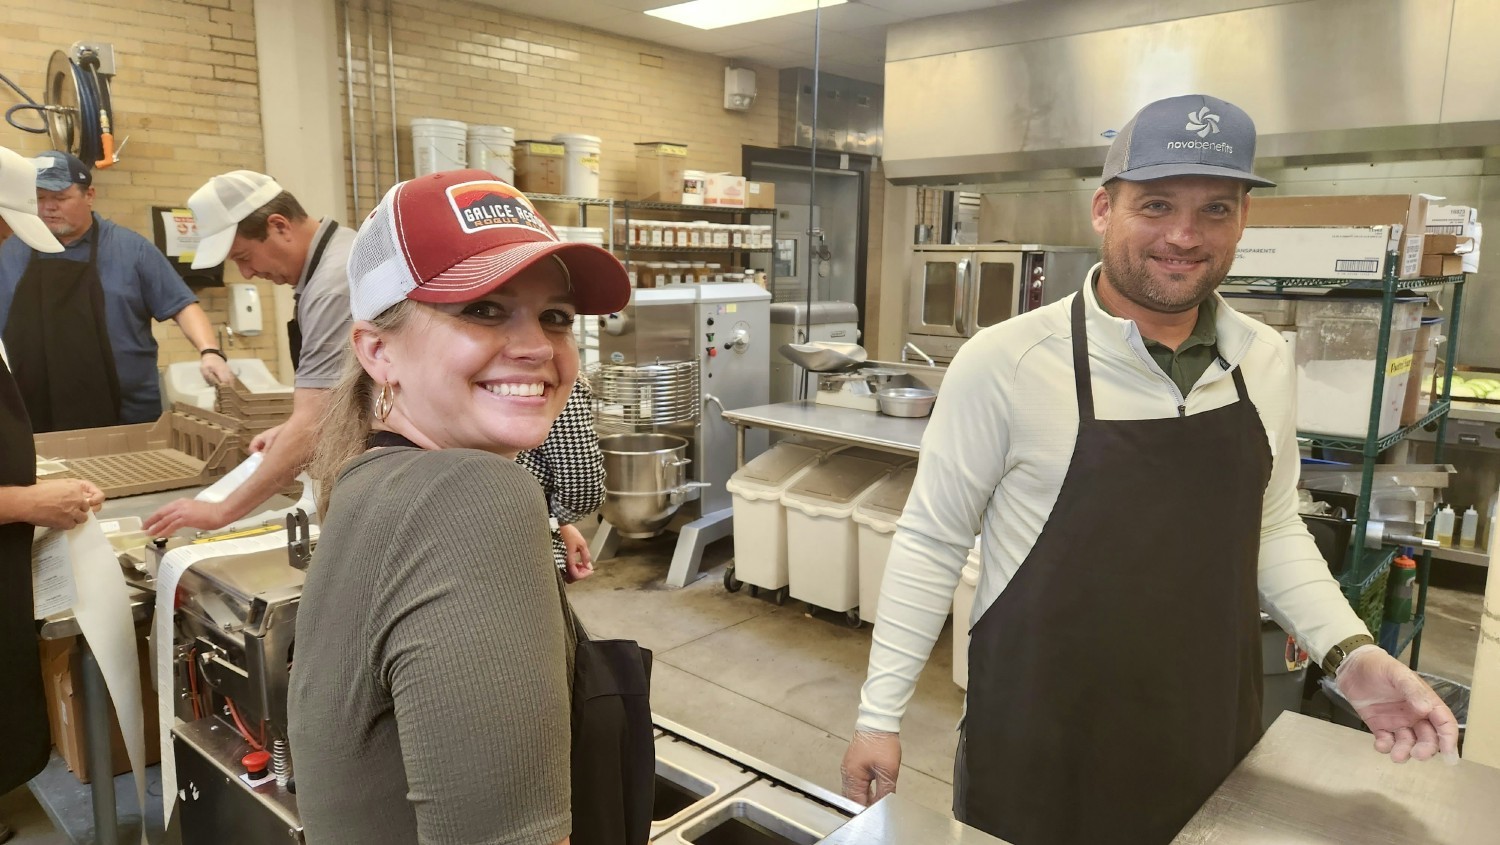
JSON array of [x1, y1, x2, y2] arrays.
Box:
[[4, 42, 121, 170]]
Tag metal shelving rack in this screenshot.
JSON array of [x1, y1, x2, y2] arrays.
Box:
[[1222, 266, 1467, 668], [527, 192, 778, 372]]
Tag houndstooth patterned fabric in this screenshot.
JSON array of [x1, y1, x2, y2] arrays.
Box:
[[517, 379, 605, 569]]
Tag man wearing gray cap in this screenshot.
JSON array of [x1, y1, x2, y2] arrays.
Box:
[[144, 170, 353, 536], [841, 95, 1459, 844], [0, 146, 104, 844], [0, 150, 232, 432]]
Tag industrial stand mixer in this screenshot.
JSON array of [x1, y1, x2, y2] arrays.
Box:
[[591, 283, 770, 586]]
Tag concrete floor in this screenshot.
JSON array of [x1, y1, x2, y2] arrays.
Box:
[[4, 536, 1488, 842]]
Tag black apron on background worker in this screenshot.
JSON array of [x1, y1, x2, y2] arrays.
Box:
[[0, 356, 49, 794], [957, 294, 1269, 845], [2, 234, 121, 432], [286, 221, 339, 370]]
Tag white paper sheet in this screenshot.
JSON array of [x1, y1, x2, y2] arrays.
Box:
[[30, 529, 78, 619], [154, 525, 318, 820], [50, 515, 150, 845]]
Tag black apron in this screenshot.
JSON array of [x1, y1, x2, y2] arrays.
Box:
[[2, 229, 122, 432], [956, 294, 1270, 845], [367, 431, 654, 844], [567, 613, 654, 845], [287, 222, 340, 371], [0, 356, 49, 792]]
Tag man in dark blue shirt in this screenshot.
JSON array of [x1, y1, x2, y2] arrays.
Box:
[[0, 151, 233, 428]]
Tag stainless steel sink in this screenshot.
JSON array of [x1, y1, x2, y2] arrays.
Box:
[[663, 781, 847, 845], [652, 736, 758, 840]]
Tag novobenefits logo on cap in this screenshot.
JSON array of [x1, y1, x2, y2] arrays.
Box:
[[445, 180, 555, 239], [1101, 93, 1275, 188]]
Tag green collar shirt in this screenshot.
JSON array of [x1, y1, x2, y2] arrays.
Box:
[[1094, 280, 1220, 398]]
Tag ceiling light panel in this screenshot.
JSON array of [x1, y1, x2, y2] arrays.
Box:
[[646, 0, 849, 30]]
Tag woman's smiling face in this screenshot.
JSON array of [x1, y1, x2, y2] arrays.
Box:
[[365, 259, 579, 458]]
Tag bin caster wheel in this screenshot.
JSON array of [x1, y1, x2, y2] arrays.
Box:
[[844, 609, 862, 628], [773, 587, 788, 606], [724, 565, 743, 593], [750, 585, 760, 598]]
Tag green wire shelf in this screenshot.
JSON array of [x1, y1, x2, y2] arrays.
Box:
[[1222, 273, 1465, 291], [1394, 613, 1427, 656], [1296, 402, 1452, 453]]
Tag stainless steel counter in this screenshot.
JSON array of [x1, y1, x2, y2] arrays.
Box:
[[1173, 712, 1500, 844], [817, 793, 1012, 844], [721, 401, 928, 460]]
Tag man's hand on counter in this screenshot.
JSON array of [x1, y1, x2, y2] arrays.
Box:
[[1336, 645, 1461, 765], [143, 497, 232, 538], [841, 729, 902, 806]]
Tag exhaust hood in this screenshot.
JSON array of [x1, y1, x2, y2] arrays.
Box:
[[881, 0, 1500, 184]]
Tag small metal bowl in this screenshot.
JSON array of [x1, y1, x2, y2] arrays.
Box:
[[876, 387, 937, 418]]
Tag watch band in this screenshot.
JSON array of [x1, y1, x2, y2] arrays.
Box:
[[1322, 633, 1375, 676], [199, 347, 228, 361]]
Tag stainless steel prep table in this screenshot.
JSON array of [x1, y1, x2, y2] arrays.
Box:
[[1173, 712, 1500, 844], [720, 401, 929, 464], [816, 792, 1013, 844]]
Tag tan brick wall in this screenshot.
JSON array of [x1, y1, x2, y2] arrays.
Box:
[[1, 0, 282, 386], [337, 1, 781, 225]]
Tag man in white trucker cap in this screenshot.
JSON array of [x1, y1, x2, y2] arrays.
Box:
[[144, 170, 354, 537], [0, 145, 104, 845]]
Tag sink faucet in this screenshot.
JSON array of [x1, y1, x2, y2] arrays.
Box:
[[902, 341, 935, 366]]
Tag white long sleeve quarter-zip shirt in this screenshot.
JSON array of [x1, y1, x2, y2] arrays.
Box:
[[856, 269, 1368, 734]]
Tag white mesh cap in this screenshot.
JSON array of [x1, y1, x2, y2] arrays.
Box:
[[347, 170, 630, 320], [188, 170, 285, 269], [0, 146, 62, 253]]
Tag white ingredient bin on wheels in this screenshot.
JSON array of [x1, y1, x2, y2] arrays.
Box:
[[952, 541, 982, 690], [723, 441, 839, 603], [851, 464, 919, 624], [782, 447, 908, 626]]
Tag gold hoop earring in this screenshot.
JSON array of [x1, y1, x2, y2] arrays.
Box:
[[374, 382, 394, 422]]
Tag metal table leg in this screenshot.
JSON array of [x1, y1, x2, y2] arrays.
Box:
[[665, 507, 734, 588], [590, 519, 621, 563], [79, 642, 120, 845]]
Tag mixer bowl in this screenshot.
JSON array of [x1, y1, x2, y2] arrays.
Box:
[[600, 433, 693, 538]]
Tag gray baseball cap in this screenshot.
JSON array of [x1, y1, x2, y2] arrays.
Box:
[[1102, 94, 1275, 188]]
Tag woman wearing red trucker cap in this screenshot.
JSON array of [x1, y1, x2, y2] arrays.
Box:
[[288, 171, 651, 845]]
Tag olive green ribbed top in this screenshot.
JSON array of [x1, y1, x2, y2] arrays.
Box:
[[290, 446, 574, 844]]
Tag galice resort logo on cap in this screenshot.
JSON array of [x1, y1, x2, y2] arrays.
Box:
[[445, 180, 554, 239]]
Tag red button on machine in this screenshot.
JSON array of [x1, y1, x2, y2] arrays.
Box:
[[243, 750, 271, 778], [707, 347, 717, 358]]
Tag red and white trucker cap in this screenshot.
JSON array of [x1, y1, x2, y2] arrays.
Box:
[[348, 170, 631, 320]]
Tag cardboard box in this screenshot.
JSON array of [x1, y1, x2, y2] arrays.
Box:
[[634, 141, 687, 202], [39, 635, 161, 784], [1420, 253, 1464, 277], [1425, 204, 1477, 235], [1422, 234, 1475, 255], [705, 173, 747, 208], [1231, 226, 1395, 281], [1247, 194, 1430, 279], [746, 180, 776, 209], [513, 141, 565, 195]]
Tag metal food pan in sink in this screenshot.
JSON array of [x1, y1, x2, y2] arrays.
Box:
[[652, 736, 758, 840], [661, 780, 847, 845]]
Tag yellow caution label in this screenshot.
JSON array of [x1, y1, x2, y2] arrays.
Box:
[[1387, 354, 1413, 377], [522, 142, 565, 157], [640, 143, 687, 157], [582, 154, 600, 173]]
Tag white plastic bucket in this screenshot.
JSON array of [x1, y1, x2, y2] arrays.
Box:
[[467, 125, 516, 183], [411, 118, 468, 177], [553, 132, 601, 199], [681, 169, 707, 206]]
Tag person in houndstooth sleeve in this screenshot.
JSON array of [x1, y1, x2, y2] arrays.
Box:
[[518, 377, 605, 581]]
